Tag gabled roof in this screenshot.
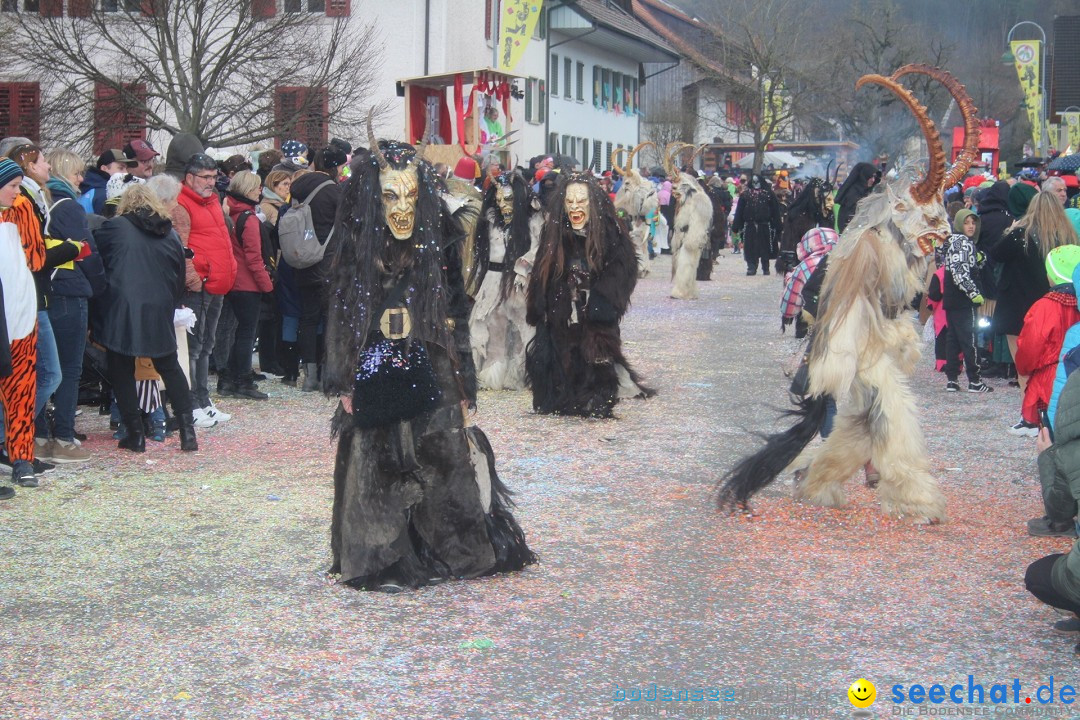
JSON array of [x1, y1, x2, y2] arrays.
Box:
[[553, 0, 680, 63], [631, 0, 751, 85]]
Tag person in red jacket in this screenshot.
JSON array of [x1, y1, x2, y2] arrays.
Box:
[[220, 171, 273, 400], [1014, 246, 1080, 436], [170, 153, 237, 427]]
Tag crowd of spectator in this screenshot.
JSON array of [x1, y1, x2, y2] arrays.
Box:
[[0, 133, 354, 498]]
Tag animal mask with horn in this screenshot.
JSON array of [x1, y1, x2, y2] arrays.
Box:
[[368, 110, 420, 241], [853, 69, 963, 258]]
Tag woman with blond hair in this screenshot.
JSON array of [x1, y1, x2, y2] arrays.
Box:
[[94, 183, 197, 452], [991, 190, 1080, 435], [29, 148, 106, 462]]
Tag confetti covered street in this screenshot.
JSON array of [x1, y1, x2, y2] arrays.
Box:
[[1, 254, 1073, 720]]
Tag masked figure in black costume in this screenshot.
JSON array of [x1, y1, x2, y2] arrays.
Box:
[[525, 173, 653, 418], [323, 121, 536, 592]]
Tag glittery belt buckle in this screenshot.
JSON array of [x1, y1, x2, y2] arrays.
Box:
[[380, 307, 412, 340]]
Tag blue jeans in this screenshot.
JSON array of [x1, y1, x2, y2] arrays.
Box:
[[35, 310, 61, 419], [38, 296, 88, 441]]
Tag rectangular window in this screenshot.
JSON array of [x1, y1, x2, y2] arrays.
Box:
[[602, 69, 611, 111], [630, 78, 639, 114], [0, 82, 40, 141], [275, 85, 329, 148], [561, 134, 572, 157], [550, 54, 558, 97], [548, 132, 559, 154], [93, 82, 146, 153], [576, 62, 584, 101], [622, 75, 630, 114], [23, 0, 39, 10], [563, 58, 571, 99], [284, 0, 327, 11], [605, 141, 613, 171], [485, 0, 500, 40], [593, 65, 600, 107], [538, 79, 546, 122], [524, 78, 534, 122]]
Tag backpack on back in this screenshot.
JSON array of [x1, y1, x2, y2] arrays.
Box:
[[277, 179, 335, 269]]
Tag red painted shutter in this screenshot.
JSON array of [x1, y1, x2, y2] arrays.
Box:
[[94, 82, 146, 152], [275, 86, 329, 148], [0, 83, 42, 142], [252, 0, 276, 17], [69, 0, 92, 16], [40, 0, 63, 16], [325, 0, 348, 16]]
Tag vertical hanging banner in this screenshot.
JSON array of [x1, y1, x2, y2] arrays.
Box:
[[1011, 40, 1043, 151], [498, 0, 543, 72], [1063, 112, 1080, 154]]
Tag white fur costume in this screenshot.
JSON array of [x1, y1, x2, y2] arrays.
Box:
[[719, 64, 982, 524], [469, 210, 542, 390]]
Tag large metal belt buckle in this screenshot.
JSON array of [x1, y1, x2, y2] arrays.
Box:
[[380, 307, 412, 340]]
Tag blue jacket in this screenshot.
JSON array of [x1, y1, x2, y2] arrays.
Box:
[[77, 168, 110, 216], [46, 177, 106, 299]]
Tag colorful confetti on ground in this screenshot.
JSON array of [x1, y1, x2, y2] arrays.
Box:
[[0, 253, 1073, 719]]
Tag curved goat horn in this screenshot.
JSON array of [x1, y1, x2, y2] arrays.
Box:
[[665, 141, 692, 181], [891, 63, 980, 191], [626, 141, 655, 175], [366, 110, 389, 170], [856, 73, 945, 204], [833, 161, 844, 185], [688, 143, 708, 168], [611, 147, 627, 175], [824, 159, 833, 183]]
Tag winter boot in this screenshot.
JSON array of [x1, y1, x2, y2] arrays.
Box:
[[178, 413, 198, 452], [301, 362, 320, 392], [217, 372, 239, 398], [280, 341, 299, 387], [118, 417, 146, 453], [235, 376, 269, 400]]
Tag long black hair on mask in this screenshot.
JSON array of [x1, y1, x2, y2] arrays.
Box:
[[533, 172, 620, 286], [322, 139, 455, 397], [474, 170, 534, 301], [716, 393, 828, 512]]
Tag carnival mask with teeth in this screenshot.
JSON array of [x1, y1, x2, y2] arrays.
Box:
[[368, 113, 420, 241], [496, 184, 514, 224], [564, 182, 589, 231], [381, 168, 419, 240]]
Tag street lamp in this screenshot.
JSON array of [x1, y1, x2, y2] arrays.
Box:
[[1003, 20, 1047, 157]]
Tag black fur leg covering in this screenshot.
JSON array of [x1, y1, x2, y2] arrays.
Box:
[[717, 394, 828, 512]]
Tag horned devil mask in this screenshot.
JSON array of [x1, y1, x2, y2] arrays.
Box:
[[369, 113, 420, 241], [496, 183, 514, 224], [565, 182, 589, 231], [381, 168, 419, 240]]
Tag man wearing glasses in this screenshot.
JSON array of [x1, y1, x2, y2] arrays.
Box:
[[172, 154, 237, 427]]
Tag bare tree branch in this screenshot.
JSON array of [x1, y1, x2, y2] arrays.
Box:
[[8, 0, 383, 152]]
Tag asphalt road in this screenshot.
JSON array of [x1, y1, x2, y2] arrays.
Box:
[[1, 252, 1071, 720]]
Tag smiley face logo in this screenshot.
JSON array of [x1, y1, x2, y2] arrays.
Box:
[[848, 679, 876, 708]]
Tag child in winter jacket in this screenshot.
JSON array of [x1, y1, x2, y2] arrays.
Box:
[[780, 227, 837, 338], [941, 209, 992, 392], [1014, 245, 1080, 434]]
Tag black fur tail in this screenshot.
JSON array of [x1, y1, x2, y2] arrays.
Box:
[[717, 394, 827, 511], [466, 427, 539, 572]]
